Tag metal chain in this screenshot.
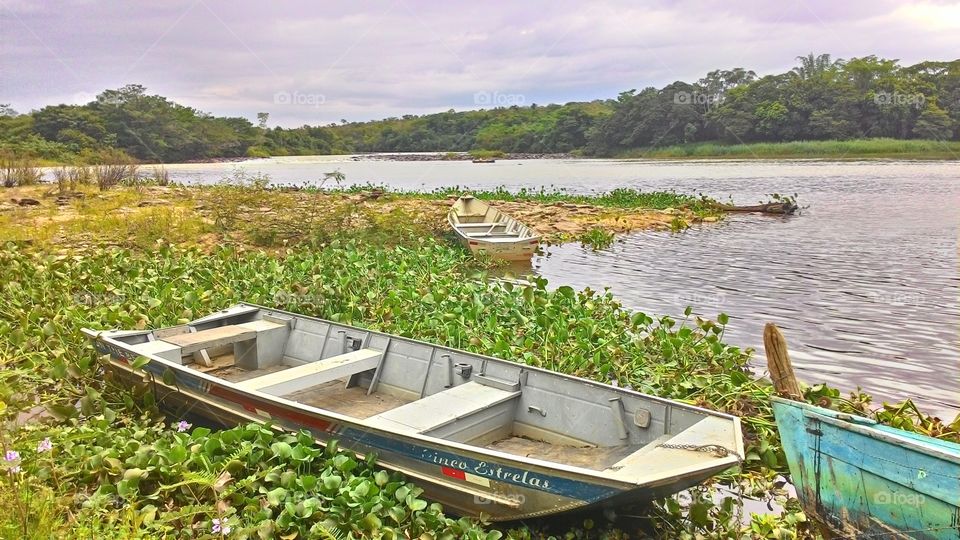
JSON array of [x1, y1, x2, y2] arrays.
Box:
[[658, 443, 735, 458]]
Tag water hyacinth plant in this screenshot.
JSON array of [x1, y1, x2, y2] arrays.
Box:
[[0, 235, 955, 537]]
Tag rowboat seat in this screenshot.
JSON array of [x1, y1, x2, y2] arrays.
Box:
[[465, 232, 520, 238], [234, 348, 382, 395], [130, 320, 288, 367], [364, 381, 520, 434], [162, 324, 258, 354]]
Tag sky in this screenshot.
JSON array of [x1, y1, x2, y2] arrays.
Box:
[[2, 0, 959, 127]]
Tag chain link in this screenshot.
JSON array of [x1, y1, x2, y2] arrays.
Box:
[[658, 443, 735, 457]]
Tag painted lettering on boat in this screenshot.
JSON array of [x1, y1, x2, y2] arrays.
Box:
[[421, 449, 550, 489]]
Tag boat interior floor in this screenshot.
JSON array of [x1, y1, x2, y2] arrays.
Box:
[[485, 436, 639, 470], [208, 360, 411, 419], [183, 348, 663, 472], [284, 380, 412, 419]]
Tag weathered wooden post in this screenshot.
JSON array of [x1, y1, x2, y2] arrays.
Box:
[[763, 322, 802, 400]]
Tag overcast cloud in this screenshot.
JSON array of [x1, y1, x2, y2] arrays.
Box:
[[2, 0, 959, 126]]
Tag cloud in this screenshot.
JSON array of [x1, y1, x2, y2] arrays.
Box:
[[1, 0, 957, 126]]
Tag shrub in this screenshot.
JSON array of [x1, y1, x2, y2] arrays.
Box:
[[0, 152, 43, 187]]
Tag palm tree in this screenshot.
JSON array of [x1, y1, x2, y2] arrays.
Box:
[[791, 53, 835, 80]]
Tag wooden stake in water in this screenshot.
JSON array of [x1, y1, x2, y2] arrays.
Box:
[[764, 323, 802, 400]]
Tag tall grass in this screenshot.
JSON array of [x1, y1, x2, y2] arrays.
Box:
[[51, 166, 93, 192], [95, 162, 139, 191], [0, 153, 43, 187], [620, 138, 960, 159]]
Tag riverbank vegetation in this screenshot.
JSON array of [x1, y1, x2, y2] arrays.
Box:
[[1, 180, 958, 538], [620, 138, 960, 159], [2, 234, 957, 538], [0, 181, 718, 250], [2, 55, 958, 164]]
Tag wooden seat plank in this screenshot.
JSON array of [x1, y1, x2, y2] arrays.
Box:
[[234, 348, 382, 395], [162, 325, 256, 354], [365, 382, 519, 433]]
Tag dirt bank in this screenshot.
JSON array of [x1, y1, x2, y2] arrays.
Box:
[[0, 185, 709, 248]]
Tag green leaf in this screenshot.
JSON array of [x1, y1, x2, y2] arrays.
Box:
[[406, 494, 427, 511], [266, 487, 287, 506], [130, 356, 150, 370], [322, 474, 342, 491], [270, 442, 293, 459]]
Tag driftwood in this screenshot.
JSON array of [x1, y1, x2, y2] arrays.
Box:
[[763, 323, 803, 400], [712, 202, 798, 215]]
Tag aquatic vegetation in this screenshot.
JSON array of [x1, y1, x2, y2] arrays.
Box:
[[468, 149, 506, 159], [669, 215, 690, 232], [0, 240, 763, 535], [3, 418, 490, 539], [1, 238, 955, 537], [579, 227, 615, 250], [402, 185, 715, 212]]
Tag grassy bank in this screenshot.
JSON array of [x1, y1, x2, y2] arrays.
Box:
[[0, 182, 718, 251], [617, 138, 960, 160]]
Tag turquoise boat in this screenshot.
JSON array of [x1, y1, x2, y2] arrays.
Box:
[[772, 397, 960, 539]]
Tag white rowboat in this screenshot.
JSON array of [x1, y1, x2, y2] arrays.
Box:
[[448, 196, 540, 260]]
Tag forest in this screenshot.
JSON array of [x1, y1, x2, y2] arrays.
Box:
[[1, 54, 957, 163]]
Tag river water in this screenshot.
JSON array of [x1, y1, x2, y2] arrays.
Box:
[[166, 156, 960, 416]]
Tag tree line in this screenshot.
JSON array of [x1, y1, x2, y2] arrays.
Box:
[[1, 54, 957, 163]]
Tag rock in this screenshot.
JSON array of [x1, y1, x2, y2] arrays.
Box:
[[702, 216, 719, 223], [137, 199, 170, 207], [12, 197, 40, 206]]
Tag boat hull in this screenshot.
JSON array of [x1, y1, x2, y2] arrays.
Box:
[[93, 342, 726, 521], [772, 397, 960, 539], [459, 237, 540, 260], [447, 196, 540, 261], [84, 304, 742, 521]]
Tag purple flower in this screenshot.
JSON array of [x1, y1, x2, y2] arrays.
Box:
[[37, 438, 52, 453], [4, 450, 19, 462], [176, 420, 191, 433], [212, 518, 231, 535]]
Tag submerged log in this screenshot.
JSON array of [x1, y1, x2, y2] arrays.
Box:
[[712, 202, 798, 214], [763, 323, 803, 400]]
